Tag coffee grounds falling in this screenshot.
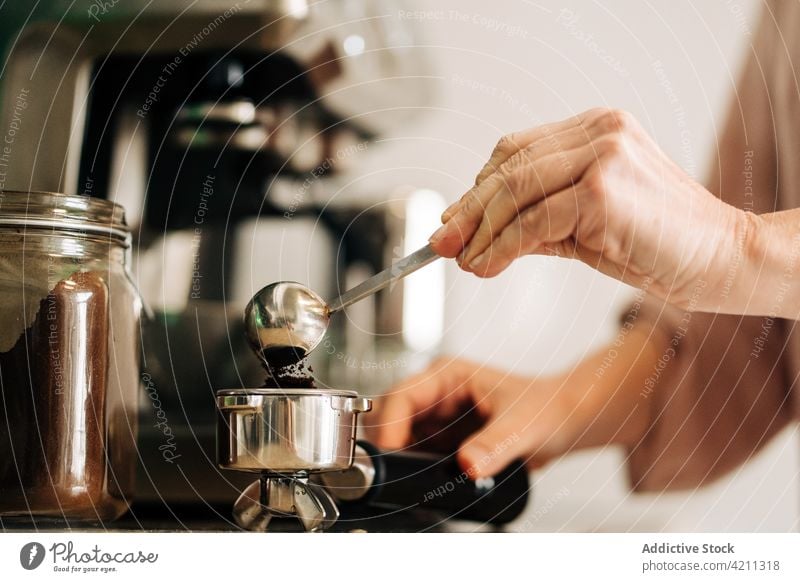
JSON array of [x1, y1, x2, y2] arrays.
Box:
[[261, 346, 316, 389]]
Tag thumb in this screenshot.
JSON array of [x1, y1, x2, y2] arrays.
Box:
[[457, 416, 528, 479]]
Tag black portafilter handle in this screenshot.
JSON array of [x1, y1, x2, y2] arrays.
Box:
[[322, 440, 531, 525]]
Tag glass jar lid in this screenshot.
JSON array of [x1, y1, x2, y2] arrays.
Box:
[[0, 190, 129, 244]]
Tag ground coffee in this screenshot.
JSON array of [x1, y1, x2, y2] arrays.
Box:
[[0, 271, 135, 521], [260, 346, 316, 389]]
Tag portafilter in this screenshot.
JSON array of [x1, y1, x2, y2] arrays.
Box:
[[216, 388, 371, 532]]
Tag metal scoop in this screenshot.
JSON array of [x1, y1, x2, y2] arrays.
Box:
[[244, 244, 439, 364]]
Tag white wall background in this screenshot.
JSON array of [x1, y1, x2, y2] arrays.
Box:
[[347, 0, 799, 532]]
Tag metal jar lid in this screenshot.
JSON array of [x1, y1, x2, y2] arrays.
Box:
[[0, 190, 129, 244]]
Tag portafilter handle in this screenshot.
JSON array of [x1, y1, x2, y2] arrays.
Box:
[[320, 441, 531, 525]]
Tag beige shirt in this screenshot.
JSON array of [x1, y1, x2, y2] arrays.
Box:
[[628, 0, 799, 491]]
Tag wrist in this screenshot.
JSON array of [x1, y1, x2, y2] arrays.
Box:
[[697, 204, 753, 313], [734, 210, 800, 319]]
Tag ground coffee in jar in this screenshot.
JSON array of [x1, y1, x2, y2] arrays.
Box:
[[0, 191, 141, 522]]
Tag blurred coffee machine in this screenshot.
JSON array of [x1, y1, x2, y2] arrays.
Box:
[[0, 0, 444, 507]]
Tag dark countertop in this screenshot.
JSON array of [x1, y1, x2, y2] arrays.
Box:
[[2, 503, 500, 533]]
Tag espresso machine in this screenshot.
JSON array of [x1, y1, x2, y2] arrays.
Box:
[[0, 0, 531, 531]]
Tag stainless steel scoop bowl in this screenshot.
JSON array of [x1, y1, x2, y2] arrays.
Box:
[[243, 281, 329, 363], [243, 244, 438, 363]]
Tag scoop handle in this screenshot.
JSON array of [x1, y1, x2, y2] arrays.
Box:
[[327, 244, 439, 314]]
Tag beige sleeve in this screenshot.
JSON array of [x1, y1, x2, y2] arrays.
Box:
[[626, 4, 796, 492], [627, 306, 794, 491]]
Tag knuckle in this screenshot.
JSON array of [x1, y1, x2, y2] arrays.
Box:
[[520, 206, 540, 232], [583, 107, 612, 123], [500, 148, 533, 177], [596, 133, 629, 158], [581, 169, 608, 202], [458, 187, 476, 208], [460, 191, 484, 218], [609, 108, 637, 131], [519, 206, 551, 243], [493, 133, 520, 157], [595, 108, 637, 135], [475, 164, 493, 184], [504, 168, 535, 205]]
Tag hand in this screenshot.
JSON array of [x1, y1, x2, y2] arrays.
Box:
[[370, 357, 604, 478], [428, 108, 749, 312]]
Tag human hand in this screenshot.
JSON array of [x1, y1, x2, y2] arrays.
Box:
[[370, 357, 595, 478], [429, 108, 750, 312]]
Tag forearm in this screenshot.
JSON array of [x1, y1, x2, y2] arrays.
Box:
[[563, 327, 665, 451]]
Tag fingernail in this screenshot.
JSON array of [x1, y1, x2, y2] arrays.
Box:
[[428, 224, 447, 243], [468, 250, 487, 270]]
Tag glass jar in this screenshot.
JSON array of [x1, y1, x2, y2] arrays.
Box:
[[0, 191, 141, 522]]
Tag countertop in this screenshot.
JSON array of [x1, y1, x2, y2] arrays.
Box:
[[2, 503, 500, 533]]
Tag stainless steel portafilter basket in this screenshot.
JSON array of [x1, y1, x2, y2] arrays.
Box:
[[217, 388, 372, 474]]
